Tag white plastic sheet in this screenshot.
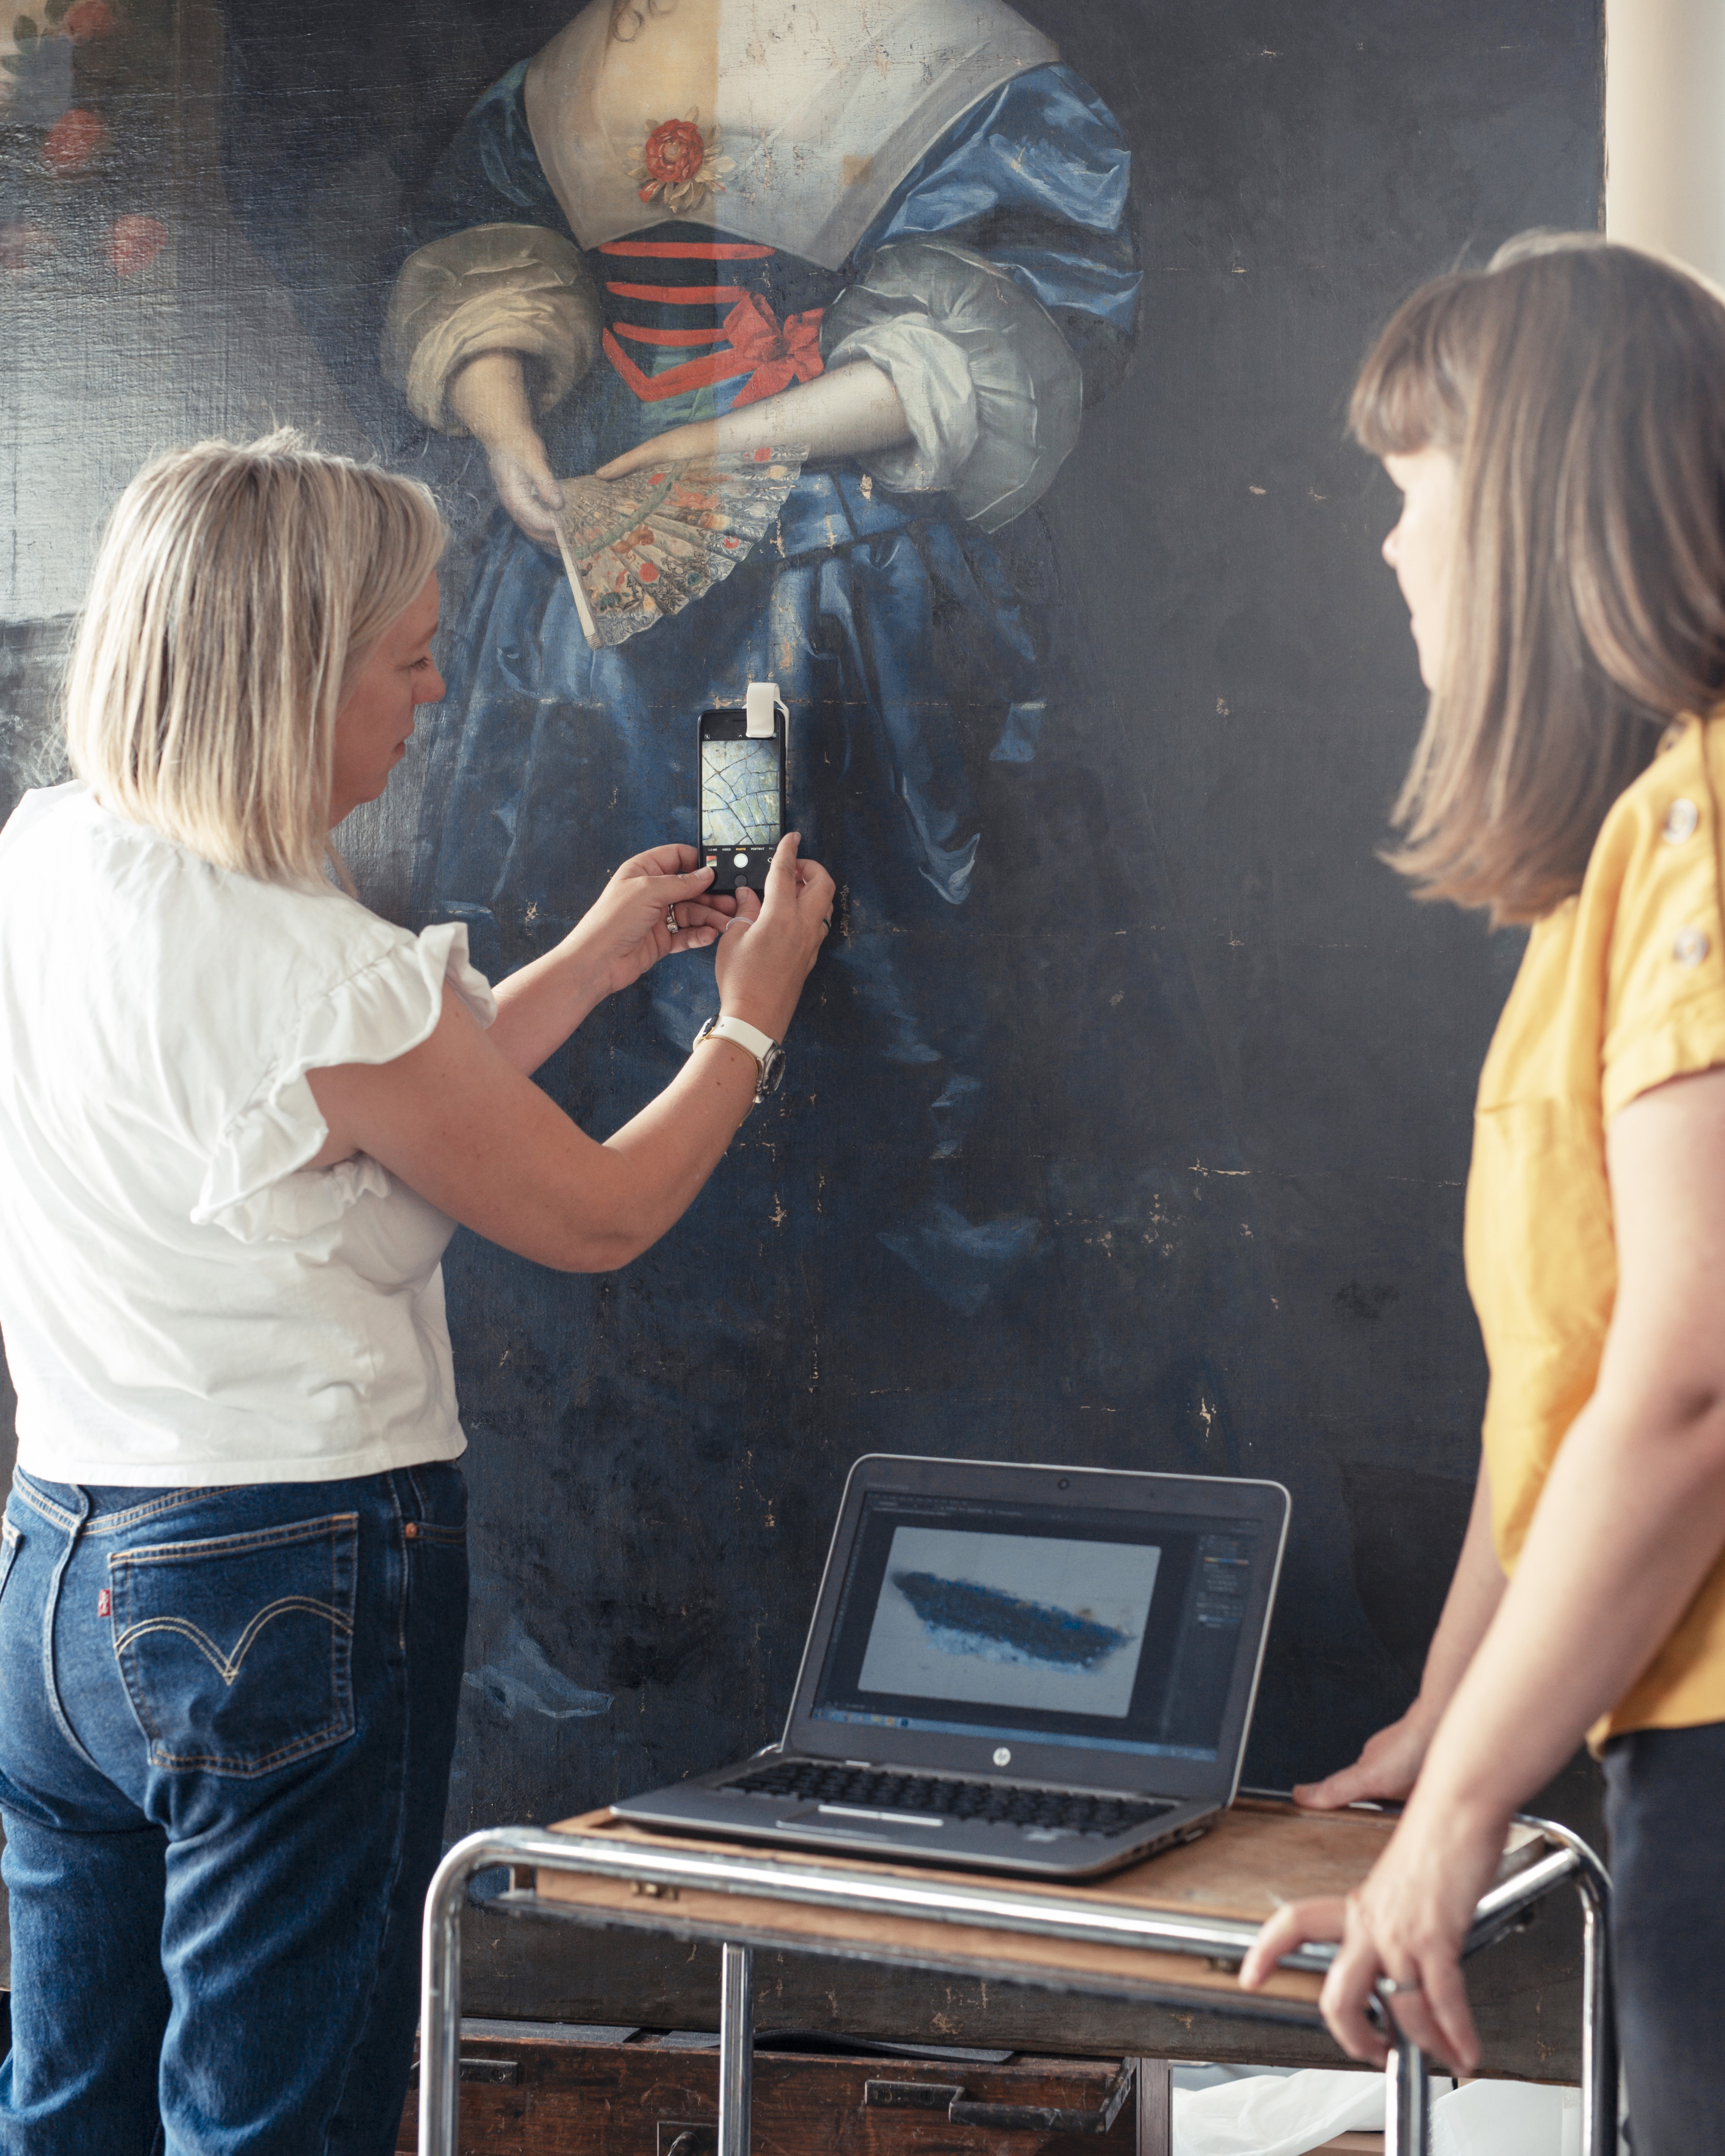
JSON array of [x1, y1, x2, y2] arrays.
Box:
[[1171, 2069, 1579, 2156], [1172, 2068, 1384, 2156], [1430, 2079, 1581, 2156]]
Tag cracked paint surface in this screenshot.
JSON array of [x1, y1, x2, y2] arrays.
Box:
[[701, 737, 781, 846]]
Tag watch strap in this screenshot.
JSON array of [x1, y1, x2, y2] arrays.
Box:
[[692, 1013, 782, 1102], [698, 1013, 778, 1067]]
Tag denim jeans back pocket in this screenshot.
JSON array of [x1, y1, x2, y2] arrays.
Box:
[[109, 1512, 359, 1777]]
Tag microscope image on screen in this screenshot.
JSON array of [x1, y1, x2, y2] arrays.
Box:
[[857, 1527, 1160, 1720], [701, 737, 784, 851]]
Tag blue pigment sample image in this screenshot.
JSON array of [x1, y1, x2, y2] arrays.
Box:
[[859, 1528, 1160, 1717], [889, 1570, 1132, 1671]]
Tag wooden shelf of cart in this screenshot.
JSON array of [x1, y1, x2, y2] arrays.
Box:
[[527, 1797, 1387, 2016]]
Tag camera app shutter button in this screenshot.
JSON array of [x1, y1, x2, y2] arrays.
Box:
[[733, 852, 749, 868]]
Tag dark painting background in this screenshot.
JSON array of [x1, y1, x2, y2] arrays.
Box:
[[0, 0, 1603, 2052]]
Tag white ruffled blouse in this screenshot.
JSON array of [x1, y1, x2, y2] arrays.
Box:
[[0, 784, 494, 1485]]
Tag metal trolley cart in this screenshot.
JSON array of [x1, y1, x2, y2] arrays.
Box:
[[417, 1797, 1613, 2156]]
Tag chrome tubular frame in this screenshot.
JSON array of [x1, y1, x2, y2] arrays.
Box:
[[1527, 1819, 1617, 2156], [718, 1942, 753, 2156], [1384, 2031, 1430, 2156], [417, 1814, 1612, 2156]]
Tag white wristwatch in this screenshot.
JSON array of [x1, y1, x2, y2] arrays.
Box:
[[692, 1013, 786, 1104]]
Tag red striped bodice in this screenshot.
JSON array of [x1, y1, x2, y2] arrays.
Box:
[[596, 235, 827, 407]]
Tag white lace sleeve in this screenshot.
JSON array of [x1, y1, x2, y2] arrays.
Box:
[[383, 222, 603, 434], [821, 238, 1084, 531]]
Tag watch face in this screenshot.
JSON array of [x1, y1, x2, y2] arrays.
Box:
[[760, 1044, 787, 1095]]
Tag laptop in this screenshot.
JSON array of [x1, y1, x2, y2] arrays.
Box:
[[612, 1454, 1290, 1880]]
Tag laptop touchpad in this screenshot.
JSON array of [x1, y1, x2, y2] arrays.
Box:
[[778, 1804, 944, 1835]]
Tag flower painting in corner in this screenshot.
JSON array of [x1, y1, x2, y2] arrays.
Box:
[[0, 0, 172, 286]]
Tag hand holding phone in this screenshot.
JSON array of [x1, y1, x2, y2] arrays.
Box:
[[713, 833, 835, 1044], [565, 843, 736, 1003]]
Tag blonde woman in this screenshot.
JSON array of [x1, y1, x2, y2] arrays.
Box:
[[1239, 238, 1725, 2154], [0, 433, 832, 2154]]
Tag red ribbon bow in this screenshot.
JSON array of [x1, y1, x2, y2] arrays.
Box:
[[724, 293, 825, 407]]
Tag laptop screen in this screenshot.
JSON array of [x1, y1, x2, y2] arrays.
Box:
[[807, 1489, 1262, 1764]]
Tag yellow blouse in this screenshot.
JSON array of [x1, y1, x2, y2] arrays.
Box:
[[1465, 714, 1725, 1742]]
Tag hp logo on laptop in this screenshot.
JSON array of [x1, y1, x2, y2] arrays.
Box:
[[993, 1747, 1011, 1767]]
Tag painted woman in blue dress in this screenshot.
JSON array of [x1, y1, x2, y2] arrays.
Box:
[[387, 0, 1137, 1329]]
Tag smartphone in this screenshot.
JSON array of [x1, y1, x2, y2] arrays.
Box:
[[697, 686, 787, 895]]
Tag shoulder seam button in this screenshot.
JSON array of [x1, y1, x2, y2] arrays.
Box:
[[1663, 798, 1700, 845]]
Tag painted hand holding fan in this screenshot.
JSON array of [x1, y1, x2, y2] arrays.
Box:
[[551, 446, 805, 649]]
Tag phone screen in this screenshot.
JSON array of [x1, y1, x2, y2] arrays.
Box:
[[700, 736, 782, 849]]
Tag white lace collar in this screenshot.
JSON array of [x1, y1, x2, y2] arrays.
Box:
[[523, 0, 1057, 269]]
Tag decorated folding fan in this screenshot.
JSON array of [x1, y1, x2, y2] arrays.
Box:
[[551, 446, 805, 649]]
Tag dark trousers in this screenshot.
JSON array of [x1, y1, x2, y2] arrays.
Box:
[[0, 1464, 468, 2156], [1603, 1720, 1725, 2156]]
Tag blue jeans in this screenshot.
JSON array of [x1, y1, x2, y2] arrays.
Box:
[[0, 1464, 468, 2156], [1602, 1721, 1725, 2156]]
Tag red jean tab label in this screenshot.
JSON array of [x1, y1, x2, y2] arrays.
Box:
[[97, 1587, 111, 1617]]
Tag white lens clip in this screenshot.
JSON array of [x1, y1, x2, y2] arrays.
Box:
[[744, 680, 785, 738]]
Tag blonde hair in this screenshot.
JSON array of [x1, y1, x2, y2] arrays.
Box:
[[64, 431, 445, 886], [1351, 233, 1725, 924]]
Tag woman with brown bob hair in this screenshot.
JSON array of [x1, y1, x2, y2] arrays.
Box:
[[0, 432, 832, 2153], [1239, 235, 1725, 2152]]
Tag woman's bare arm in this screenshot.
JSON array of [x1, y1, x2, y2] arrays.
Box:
[[1242, 1062, 1725, 2072], [478, 844, 739, 1077], [315, 981, 755, 1269], [306, 837, 833, 1269]]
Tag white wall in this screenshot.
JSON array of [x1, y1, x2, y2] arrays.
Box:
[[1606, 0, 1725, 285]]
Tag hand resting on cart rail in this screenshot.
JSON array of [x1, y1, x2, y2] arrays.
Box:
[[1242, 1062, 1725, 2073]]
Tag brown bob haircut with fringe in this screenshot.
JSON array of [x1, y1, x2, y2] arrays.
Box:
[[1353, 232, 1725, 924]]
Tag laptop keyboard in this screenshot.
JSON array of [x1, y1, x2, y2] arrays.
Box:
[[723, 1760, 1174, 1839]]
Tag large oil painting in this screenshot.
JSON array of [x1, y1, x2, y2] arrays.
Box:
[[1, 0, 1603, 2018]]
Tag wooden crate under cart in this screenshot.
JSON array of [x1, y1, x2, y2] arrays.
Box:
[[398, 2022, 1155, 2154]]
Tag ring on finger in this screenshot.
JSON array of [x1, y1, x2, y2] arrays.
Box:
[[1377, 1976, 1424, 1997], [665, 903, 679, 934]]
